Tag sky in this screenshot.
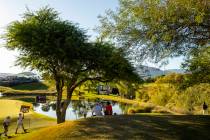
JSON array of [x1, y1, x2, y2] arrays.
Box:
[[0, 0, 183, 73]]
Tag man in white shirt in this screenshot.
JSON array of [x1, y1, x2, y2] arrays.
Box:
[[15, 113, 27, 134], [0, 116, 11, 137], [92, 103, 103, 116]]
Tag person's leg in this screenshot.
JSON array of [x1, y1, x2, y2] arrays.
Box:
[[205, 109, 208, 115], [15, 124, 20, 134], [4, 126, 8, 136], [21, 124, 26, 132], [203, 109, 205, 115]]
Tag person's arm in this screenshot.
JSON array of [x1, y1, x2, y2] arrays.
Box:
[[22, 113, 24, 119]]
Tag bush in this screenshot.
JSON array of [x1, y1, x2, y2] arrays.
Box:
[[175, 83, 210, 113]]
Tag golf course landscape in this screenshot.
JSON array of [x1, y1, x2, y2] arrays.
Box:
[[0, 0, 210, 139]]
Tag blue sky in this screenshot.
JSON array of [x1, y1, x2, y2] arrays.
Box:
[[0, 0, 183, 73]]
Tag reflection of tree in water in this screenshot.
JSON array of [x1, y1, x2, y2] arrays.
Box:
[[50, 102, 56, 111], [33, 102, 40, 107], [119, 103, 130, 114], [71, 100, 91, 118], [41, 104, 50, 112]]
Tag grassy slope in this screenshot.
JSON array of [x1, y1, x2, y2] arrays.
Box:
[[0, 81, 55, 95], [13, 115, 210, 140], [0, 100, 56, 139]]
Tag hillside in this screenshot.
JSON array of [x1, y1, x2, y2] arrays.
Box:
[[0, 72, 40, 86], [135, 65, 185, 78]]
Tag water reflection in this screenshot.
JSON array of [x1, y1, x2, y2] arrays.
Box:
[[33, 100, 131, 120]]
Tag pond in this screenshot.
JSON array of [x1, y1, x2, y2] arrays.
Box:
[[33, 99, 132, 120]]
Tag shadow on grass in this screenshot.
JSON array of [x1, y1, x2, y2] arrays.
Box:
[[66, 115, 210, 140], [10, 82, 49, 91]]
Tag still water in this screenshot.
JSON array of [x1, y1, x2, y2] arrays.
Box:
[[33, 100, 131, 120]]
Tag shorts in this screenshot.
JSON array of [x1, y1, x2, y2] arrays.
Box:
[[17, 123, 23, 128], [3, 125, 8, 131]]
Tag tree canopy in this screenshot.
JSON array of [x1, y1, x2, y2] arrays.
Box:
[[3, 7, 140, 123], [98, 0, 210, 62]]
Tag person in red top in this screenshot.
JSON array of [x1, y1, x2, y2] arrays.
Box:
[[105, 102, 113, 115]]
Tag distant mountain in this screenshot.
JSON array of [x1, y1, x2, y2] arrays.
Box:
[[0, 72, 40, 86], [164, 69, 185, 74], [0, 73, 14, 78], [135, 65, 185, 79]]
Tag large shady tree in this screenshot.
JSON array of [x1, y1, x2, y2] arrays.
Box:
[[98, 0, 209, 62], [3, 7, 140, 123]]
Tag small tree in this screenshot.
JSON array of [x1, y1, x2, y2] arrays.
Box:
[[3, 7, 140, 123]]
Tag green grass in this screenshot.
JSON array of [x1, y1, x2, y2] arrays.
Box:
[[12, 115, 210, 140], [10, 82, 49, 91], [0, 81, 56, 96]]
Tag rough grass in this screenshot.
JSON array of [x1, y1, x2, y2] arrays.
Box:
[[13, 115, 210, 140]]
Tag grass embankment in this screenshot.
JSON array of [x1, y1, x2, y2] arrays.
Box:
[[14, 115, 210, 140], [0, 100, 56, 139], [0, 82, 56, 96]]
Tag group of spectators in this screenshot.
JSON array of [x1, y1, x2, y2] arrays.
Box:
[[91, 101, 113, 116]]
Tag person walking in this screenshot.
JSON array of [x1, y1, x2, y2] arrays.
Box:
[[203, 102, 208, 115], [15, 113, 27, 134], [0, 116, 11, 137]]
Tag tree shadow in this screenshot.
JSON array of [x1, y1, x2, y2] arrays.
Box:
[[63, 115, 210, 140]]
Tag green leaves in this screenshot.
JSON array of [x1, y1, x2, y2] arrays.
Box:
[[3, 6, 140, 85], [98, 0, 210, 61]]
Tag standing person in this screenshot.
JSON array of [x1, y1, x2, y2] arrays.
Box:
[[203, 102, 208, 115], [0, 116, 11, 137], [92, 103, 103, 116], [15, 113, 27, 134], [105, 102, 113, 115]]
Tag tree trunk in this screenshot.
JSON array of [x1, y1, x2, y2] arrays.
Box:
[[55, 77, 65, 124], [56, 84, 74, 124]]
